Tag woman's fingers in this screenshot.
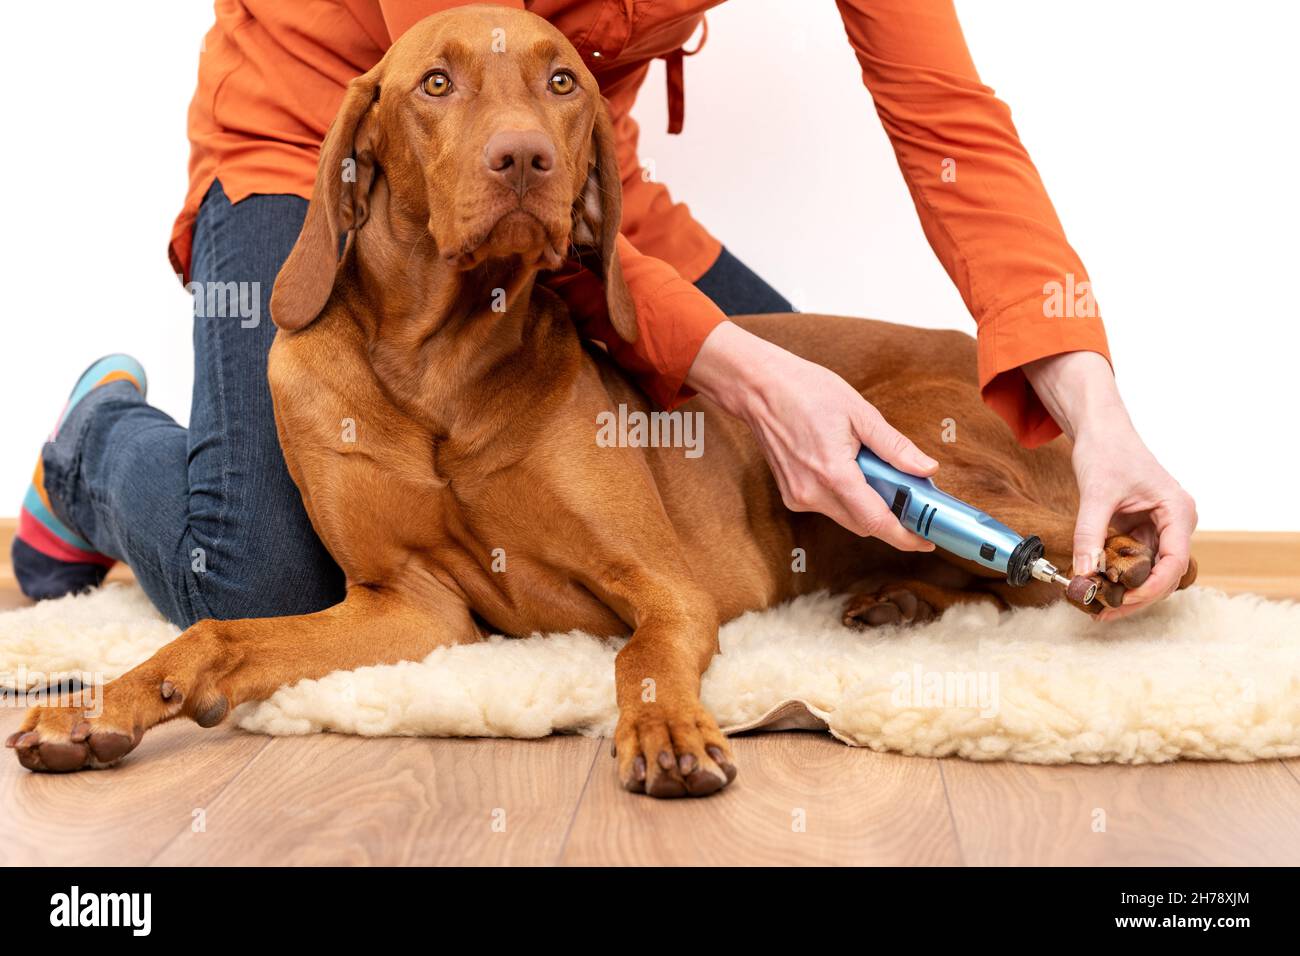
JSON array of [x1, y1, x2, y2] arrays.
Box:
[[828, 462, 934, 551], [776, 456, 932, 551], [853, 405, 938, 477], [1122, 495, 1197, 605], [840, 401, 935, 548], [1071, 486, 1117, 578]]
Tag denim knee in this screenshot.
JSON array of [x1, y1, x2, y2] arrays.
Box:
[[173, 526, 345, 627]]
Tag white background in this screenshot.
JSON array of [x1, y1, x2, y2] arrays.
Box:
[[1, 1, 1296, 529]]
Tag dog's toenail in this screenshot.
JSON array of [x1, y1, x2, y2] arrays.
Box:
[[5, 731, 22, 748], [15, 732, 40, 750], [679, 753, 697, 775], [160, 680, 177, 701], [657, 750, 675, 771], [634, 755, 647, 781], [71, 721, 92, 742], [609, 741, 616, 757]]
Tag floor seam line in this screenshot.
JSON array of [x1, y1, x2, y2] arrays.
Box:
[[937, 760, 968, 867], [553, 735, 602, 866], [1281, 759, 1300, 788]]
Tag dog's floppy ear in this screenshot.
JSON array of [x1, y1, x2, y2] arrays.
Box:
[[572, 101, 638, 343], [271, 71, 381, 331]]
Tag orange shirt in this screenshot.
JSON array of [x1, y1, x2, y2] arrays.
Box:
[[174, 0, 1110, 446]]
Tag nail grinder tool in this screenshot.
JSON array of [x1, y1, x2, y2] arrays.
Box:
[[856, 447, 1097, 604]]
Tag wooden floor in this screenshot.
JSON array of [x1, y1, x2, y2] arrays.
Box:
[[2, 530, 1299, 866]]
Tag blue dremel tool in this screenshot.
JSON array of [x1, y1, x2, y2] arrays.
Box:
[[856, 447, 1097, 603]]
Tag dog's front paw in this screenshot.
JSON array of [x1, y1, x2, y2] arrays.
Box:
[[6, 703, 142, 773], [613, 702, 737, 798]]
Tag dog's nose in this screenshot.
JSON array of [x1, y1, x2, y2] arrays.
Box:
[[483, 130, 556, 194]]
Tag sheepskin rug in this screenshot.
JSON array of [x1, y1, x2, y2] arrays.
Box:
[[2, 582, 1298, 764]]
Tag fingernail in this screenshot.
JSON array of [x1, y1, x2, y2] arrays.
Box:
[[1073, 553, 1095, 576]]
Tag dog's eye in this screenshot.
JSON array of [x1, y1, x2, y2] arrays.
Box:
[[548, 70, 577, 95], [421, 70, 453, 97]]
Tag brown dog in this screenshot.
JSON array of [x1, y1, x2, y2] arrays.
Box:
[[10, 7, 1194, 795]]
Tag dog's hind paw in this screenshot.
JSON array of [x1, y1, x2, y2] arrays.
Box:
[[1071, 533, 1172, 613], [842, 585, 935, 629]]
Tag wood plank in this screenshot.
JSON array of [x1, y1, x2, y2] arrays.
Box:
[[152, 734, 601, 866], [942, 757, 1300, 866], [1190, 531, 1300, 578], [1193, 576, 1299, 601], [0, 707, 269, 866], [560, 733, 962, 866], [1191, 531, 1300, 597]]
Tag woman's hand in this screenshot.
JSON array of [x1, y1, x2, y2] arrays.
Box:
[[686, 321, 937, 551], [1024, 351, 1197, 621]]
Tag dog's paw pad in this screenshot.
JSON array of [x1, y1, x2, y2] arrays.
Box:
[[842, 586, 934, 629], [8, 705, 142, 773]]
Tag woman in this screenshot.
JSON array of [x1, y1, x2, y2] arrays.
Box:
[[14, 0, 1195, 627]]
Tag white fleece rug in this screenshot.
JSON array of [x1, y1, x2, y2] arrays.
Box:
[[2, 583, 1298, 764]]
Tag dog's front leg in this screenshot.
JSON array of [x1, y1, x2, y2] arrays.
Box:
[[607, 577, 736, 798], [8, 585, 477, 772]]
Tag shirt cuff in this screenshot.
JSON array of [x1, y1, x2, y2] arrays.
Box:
[[978, 298, 1112, 448], [632, 277, 726, 410]]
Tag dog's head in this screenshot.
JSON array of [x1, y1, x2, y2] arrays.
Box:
[[271, 6, 633, 337]]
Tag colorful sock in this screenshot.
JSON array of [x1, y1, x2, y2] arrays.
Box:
[[12, 355, 148, 600]]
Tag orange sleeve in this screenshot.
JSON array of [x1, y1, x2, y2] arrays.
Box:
[[835, 0, 1110, 446], [544, 235, 725, 411]]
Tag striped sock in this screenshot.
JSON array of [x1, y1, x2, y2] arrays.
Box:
[[12, 355, 147, 600]]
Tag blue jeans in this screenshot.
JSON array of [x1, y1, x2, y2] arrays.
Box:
[[43, 181, 345, 628], [41, 181, 793, 628]]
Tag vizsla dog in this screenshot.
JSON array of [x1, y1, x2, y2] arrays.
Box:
[[11, 7, 1193, 796]]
